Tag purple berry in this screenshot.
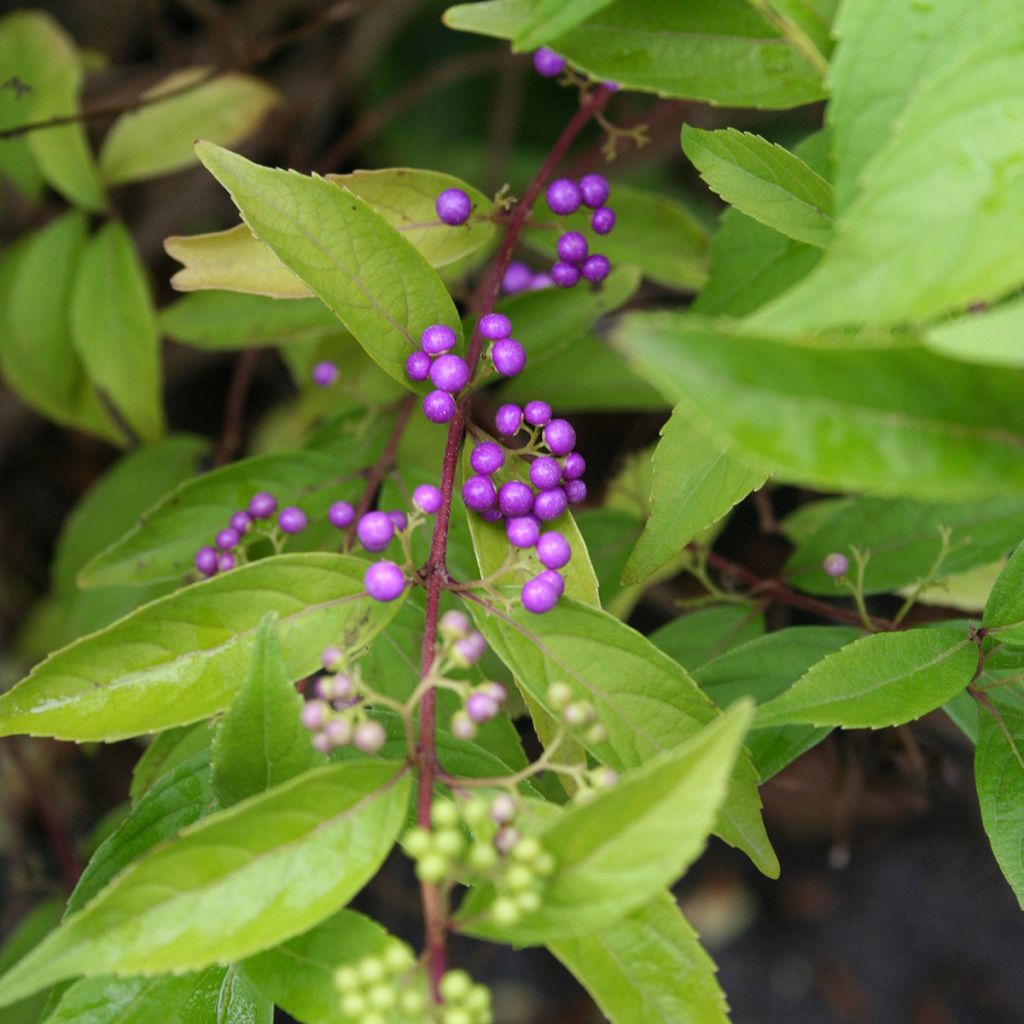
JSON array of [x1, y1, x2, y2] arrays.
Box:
[[324, 718, 353, 748], [530, 456, 562, 490], [591, 206, 616, 235], [322, 646, 343, 670], [823, 553, 849, 578], [579, 173, 610, 208], [547, 178, 582, 216], [312, 361, 338, 388], [556, 231, 588, 265], [463, 475, 498, 513], [506, 516, 540, 549], [423, 390, 456, 423], [195, 546, 218, 577], [534, 487, 568, 521], [429, 354, 470, 394], [364, 561, 406, 603], [440, 610, 471, 637], [389, 510, 408, 532], [301, 700, 328, 730], [229, 511, 251, 534], [562, 452, 586, 481], [522, 575, 559, 614], [532, 47, 566, 77], [354, 719, 387, 752], [406, 350, 431, 382], [436, 188, 472, 226], [565, 479, 587, 504], [498, 480, 534, 518], [480, 313, 511, 340], [278, 507, 307, 534], [538, 569, 565, 597], [216, 528, 240, 551], [529, 273, 553, 290], [537, 531, 571, 570], [413, 484, 442, 515], [455, 631, 486, 665], [357, 511, 395, 552], [217, 552, 236, 572], [495, 404, 523, 436], [467, 692, 499, 723], [491, 338, 526, 377], [248, 492, 277, 519], [329, 501, 356, 529], [421, 324, 457, 355], [543, 418, 576, 456], [503, 261, 532, 294], [471, 442, 505, 476], [524, 401, 552, 427], [551, 261, 581, 288], [481, 509, 502, 523], [581, 254, 611, 284]]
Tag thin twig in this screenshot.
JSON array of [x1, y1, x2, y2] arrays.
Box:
[[213, 348, 259, 467]]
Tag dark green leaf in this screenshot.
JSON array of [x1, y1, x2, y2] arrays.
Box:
[[983, 542, 1024, 644], [649, 606, 765, 672]]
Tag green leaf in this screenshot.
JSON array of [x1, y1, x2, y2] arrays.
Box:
[[512, 0, 616, 49], [0, 761, 409, 1007], [613, 313, 1024, 502], [0, 554, 405, 741], [474, 597, 778, 876], [130, 722, 214, 804], [682, 127, 833, 247], [443, 0, 826, 108], [0, 12, 104, 210], [757, 626, 976, 729], [983, 542, 1024, 644], [549, 893, 729, 1024], [461, 701, 754, 942], [212, 615, 325, 806], [0, 900, 63, 1024], [924, 299, 1024, 368], [622, 405, 765, 585], [195, 143, 462, 390], [649, 606, 765, 673], [242, 910, 391, 1024], [975, 704, 1024, 908], [178, 965, 272, 1024], [99, 69, 279, 185], [70, 220, 165, 443], [575, 508, 644, 617]]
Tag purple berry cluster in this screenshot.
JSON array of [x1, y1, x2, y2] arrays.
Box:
[[479, 311, 527, 378], [501, 260, 552, 295], [301, 647, 388, 755], [407, 323, 471, 425], [545, 173, 615, 288]]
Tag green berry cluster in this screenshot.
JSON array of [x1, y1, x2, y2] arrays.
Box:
[[436, 969, 493, 1024], [334, 942, 426, 1023], [547, 681, 607, 746]]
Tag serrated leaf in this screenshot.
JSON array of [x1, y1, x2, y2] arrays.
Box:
[[549, 893, 729, 1024], [100, 69, 279, 185], [0, 554, 405, 741], [0, 761, 409, 1008], [650, 606, 765, 673], [757, 626, 976, 729], [212, 615, 325, 806], [461, 702, 754, 942], [70, 220, 165, 442], [983, 542, 1024, 644], [195, 143, 462, 390], [924, 299, 1024, 368]]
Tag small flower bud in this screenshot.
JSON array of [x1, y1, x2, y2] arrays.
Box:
[[823, 552, 850, 577]]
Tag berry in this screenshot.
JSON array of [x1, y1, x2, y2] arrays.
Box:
[[481, 509, 502, 523], [195, 546, 218, 577], [490, 897, 521, 927], [353, 718, 388, 752], [556, 231, 588, 265], [494, 826, 520, 853], [423, 390, 457, 423], [430, 354, 471, 393], [823, 552, 849, 578], [451, 710, 477, 740], [467, 692, 499, 723], [581, 253, 611, 284], [384, 943, 414, 973], [537, 569, 565, 597], [529, 272, 553, 290], [532, 46, 566, 77], [440, 609, 471, 638], [216, 528, 240, 550], [440, 970, 473, 1002], [543, 418, 576, 456], [506, 515, 540, 549], [436, 188, 472, 226], [547, 682, 572, 709], [479, 312, 511, 340], [357, 511, 395, 551], [470, 442, 505, 476], [512, 835, 543, 864], [505, 864, 535, 892], [406, 350, 431, 382], [491, 337, 526, 376], [502, 260, 531, 294], [579, 172, 610, 208], [229, 511, 251, 534], [217, 552, 236, 572], [463, 475, 498, 513], [301, 700, 328, 730], [432, 799, 459, 828], [468, 842, 498, 871], [388, 510, 408, 532], [322, 646, 343, 669], [364, 562, 405, 603], [530, 456, 562, 490], [546, 178, 582, 216], [325, 717, 353, 747], [435, 828, 466, 857], [522, 575, 560, 613], [523, 401, 552, 426], [533, 487, 567, 521], [421, 323, 458, 355], [312, 360, 338, 387], [591, 206, 616, 234], [454, 631, 487, 666], [340, 993, 366, 1017], [551, 261, 581, 288], [329, 501, 355, 529], [565, 479, 587, 504], [413, 484, 442, 514], [562, 451, 585, 480], [490, 793, 517, 823], [278, 507, 308, 534], [248, 492, 277, 519], [495, 403, 523, 436], [498, 480, 534, 518], [537, 531, 571, 570], [335, 966, 359, 991], [404, 827, 432, 857]]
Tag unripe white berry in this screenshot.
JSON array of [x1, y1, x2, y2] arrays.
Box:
[[439, 969, 473, 1002], [491, 896, 521, 926], [434, 828, 466, 858], [547, 681, 572, 709], [404, 827, 432, 858], [416, 854, 448, 883], [431, 799, 459, 828], [467, 842, 498, 872], [489, 793, 517, 824]]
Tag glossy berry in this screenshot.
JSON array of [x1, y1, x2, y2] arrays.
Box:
[[216, 528, 240, 551], [565, 479, 587, 504], [591, 206, 616, 234], [823, 552, 849, 578], [551, 261, 581, 288], [532, 46, 566, 77], [522, 575, 560, 614], [421, 323, 457, 355], [229, 511, 251, 534], [498, 480, 534, 518], [429, 353, 470, 393], [322, 646, 343, 669], [436, 188, 472, 226], [479, 313, 511, 340], [502, 260, 532, 294], [248, 492, 276, 519], [195, 546, 218, 577], [581, 253, 611, 284], [556, 231, 588, 265], [467, 692, 499, 724], [353, 718, 388, 751], [412, 484, 442, 515], [301, 700, 328, 731], [538, 569, 565, 597], [278, 507, 307, 534], [471, 442, 505, 476], [463, 475, 498, 513], [423, 390, 456, 423], [495, 403, 523, 436], [562, 451, 586, 480], [454, 631, 487, 665], [440, 610, 471, 639], [506, 515, 540, 549], [524, 400, 552, 427], [533, 487, 567, 521], [217, 552, 236, 573], [364, 561, 406, 603], [389, 510, 408, 532], [357, 511, 395, 552], [481, 508, 502, 523], [537, 531, 571, 570], [543, 418, 576, 456], [547, 178, 583, 216], [329, 500, 356, 529], [530, 456, 562, 490], [406, 350, 431, 382], [579, 172, 610, 208], [312, 361, 338, 387], [492, 337, 526, 376], [529, 272, 553, 290]]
